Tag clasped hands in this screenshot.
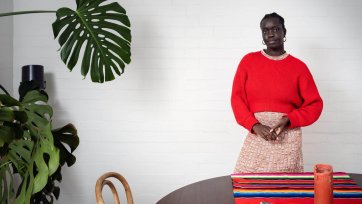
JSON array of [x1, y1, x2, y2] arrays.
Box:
[[252, 116, 290, 141]]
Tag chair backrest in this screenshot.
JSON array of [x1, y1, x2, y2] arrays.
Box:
[[95, 172, 134, 204]]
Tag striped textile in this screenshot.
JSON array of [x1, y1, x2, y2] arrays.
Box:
[[231, 172, 362, 204]]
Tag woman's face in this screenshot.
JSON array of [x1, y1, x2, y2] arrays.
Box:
[[260, 17, 285, 50]]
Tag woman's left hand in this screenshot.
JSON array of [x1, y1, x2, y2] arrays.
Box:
[[270, 116, 290, 137]]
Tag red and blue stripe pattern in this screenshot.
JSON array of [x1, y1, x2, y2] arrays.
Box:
[[231, 172, 362, 204]]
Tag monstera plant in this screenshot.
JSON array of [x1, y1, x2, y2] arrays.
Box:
[[0, 89, 79, 204], [0, 0, 132, 83], [0, 0, 131, 203]]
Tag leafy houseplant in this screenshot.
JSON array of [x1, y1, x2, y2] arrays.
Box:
[[0, 0, 132, 83], [0, 89, 79, 204], [0, 0, 132, 203]]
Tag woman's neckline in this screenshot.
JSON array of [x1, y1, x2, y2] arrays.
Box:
[[261, 49, 289, 61]]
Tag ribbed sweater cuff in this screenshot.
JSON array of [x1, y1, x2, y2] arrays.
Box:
[[287, 112, 299, 128], [244, 116, 259, 132]]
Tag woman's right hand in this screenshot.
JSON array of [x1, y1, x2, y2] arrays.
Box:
[[252, 123, 278, 141]]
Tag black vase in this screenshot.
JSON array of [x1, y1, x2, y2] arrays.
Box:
[[19, 65, 46, 101]]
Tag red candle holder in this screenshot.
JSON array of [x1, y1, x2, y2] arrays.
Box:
[[314, 164, 334, 204]]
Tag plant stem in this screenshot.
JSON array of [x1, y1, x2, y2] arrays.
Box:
[[0, 10, 56, 18], [0, 84, 10, 96], [0, 160, 12, 169]]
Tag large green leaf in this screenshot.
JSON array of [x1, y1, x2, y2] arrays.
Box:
[[0, 94, 21, 107], [22, 90, 48, 104], [53, 0, 132, 83], [52, 123, 79, 167], [32, 124, 60, 193], [22, 91, 53, 138], [11, 124, 60, 204]]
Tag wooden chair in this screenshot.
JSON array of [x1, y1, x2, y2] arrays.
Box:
[[95, 172, 134, 204]]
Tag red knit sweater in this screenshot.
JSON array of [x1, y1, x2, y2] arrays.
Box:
[[231, 51, 323, 132]]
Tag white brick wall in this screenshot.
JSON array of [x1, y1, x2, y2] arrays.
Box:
[[0, 1, 13, 94], [8, 0, 362, 203]]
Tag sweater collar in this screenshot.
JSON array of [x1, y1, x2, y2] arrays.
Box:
[[261, 49, 289, 61]]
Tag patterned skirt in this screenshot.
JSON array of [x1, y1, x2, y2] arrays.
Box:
[[234, 112, 304, 173]]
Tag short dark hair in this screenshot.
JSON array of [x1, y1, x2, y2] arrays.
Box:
[[260, 12, 286, 33]]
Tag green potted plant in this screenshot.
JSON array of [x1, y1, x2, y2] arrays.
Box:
[[0, 0, 132, 203], [0, 88, 79, 204]]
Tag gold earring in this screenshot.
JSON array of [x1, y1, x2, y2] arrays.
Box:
[[283, 37, 287, 42]]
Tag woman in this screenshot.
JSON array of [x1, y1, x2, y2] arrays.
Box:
[[231, 12, 323, 173]]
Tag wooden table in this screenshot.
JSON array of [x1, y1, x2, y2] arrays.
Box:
[[157, 174, 362, 204]]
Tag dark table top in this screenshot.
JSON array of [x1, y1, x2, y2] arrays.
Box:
[[156, 173, 362, 204]]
